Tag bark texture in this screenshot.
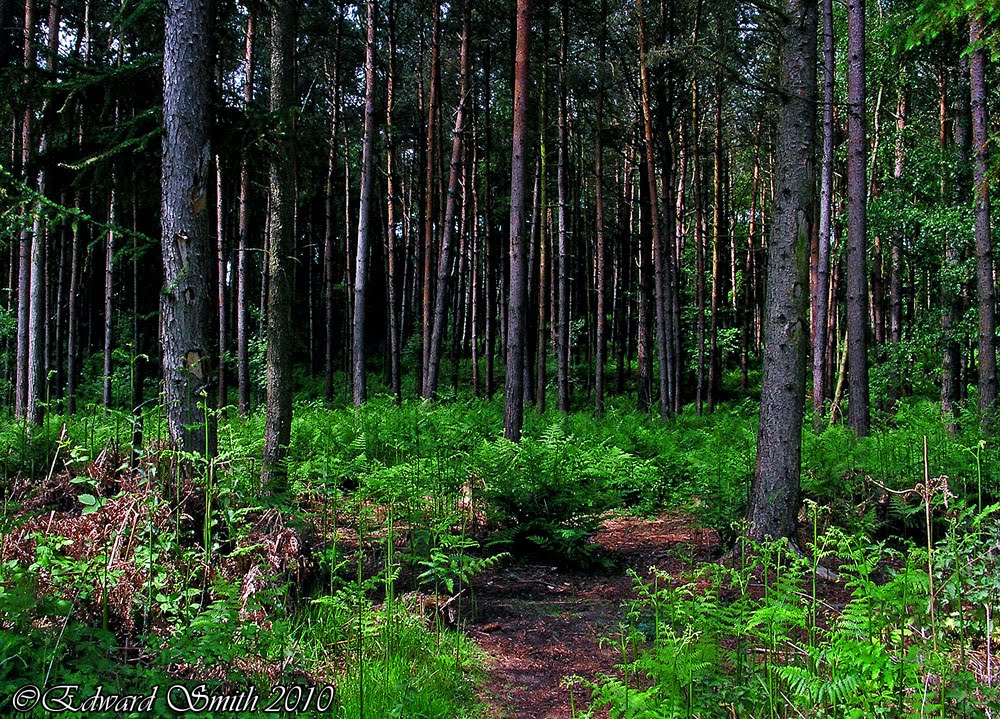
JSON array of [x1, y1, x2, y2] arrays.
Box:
[[845, 0, 870, 436], [503, 0, 530, 442], [748, 0, 817, 542], [352, 0, 378, 406], [261, 0, 296, 488], [970, 15, 996, 425], [160, 0, 214, 454]]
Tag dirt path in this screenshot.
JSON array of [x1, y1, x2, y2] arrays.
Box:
[[467, 514, 720, 719]]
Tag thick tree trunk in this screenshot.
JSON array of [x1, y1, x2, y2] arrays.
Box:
[[352, 0, 378, 406], [160, 0, 214, 454], [261, 0, 296, 488], [846, 0, 870, 436], [970, 14, 996, 424], [748, 0, 817, 542], [503, 0, 530, 442]]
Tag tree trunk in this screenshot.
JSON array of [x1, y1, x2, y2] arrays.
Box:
[[215, 154, 227, 409], [748, 0, 817, 542], [384, 0, 401, 403], [503, 0, 530, 442], [323, 3, 343, 404], [637, 0, 671, 420], [261, 0, 296, 488], [15, 0, 35, 421], [846, 0, 870, 436], [594, 0, 607, 418], [555, 0, 571, 412], [66, 192, 79, 415], [352, 0, 378, 406], [970, 13, 996, 425], [425, 3, 470, 399], [421, 0, 441, 388], [941, 63, 963, 418], [160, 0, 214, 454], [812, 0, 834, 429], [103, 190, 115, 408], [236, 9, 254, 416]]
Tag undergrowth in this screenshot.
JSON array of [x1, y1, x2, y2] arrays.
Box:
[[575, 497, 1000, 719], [0, 391, 998, 716]]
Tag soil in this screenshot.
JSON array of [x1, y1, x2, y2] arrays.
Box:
[[466, 513, 721, 719]]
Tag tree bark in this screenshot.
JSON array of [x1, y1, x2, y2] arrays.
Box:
[[503, 0, 530, 442], [425, 3, 470, 399], [14, 0, 35, 421], [421, 0, 441, 388], [103, 190, 115, 409], [384, 0, 401, 403], [970, 13, 996, 425], [323, 3, 343, 404], [352, 0, 378, 406], [160, 0, 214, 454], [637, 0, 671, 420], [748, 0, 817, 542], [812, 0, 834, 429], [236, 8, 254, 416], [554, 0, 571, 412], [594, 0, 607, 418], [261, 0, 296, 488], [846, 0, 870, 436]]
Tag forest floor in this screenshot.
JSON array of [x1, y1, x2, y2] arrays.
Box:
[[467, 514, 721, 719]]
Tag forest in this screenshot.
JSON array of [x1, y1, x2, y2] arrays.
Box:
[[1, 0, 999, 716]]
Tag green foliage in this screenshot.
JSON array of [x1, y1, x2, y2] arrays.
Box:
[[582, 503, 1000, 718]]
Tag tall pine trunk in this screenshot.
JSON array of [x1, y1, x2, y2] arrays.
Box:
[[593, 0, 607, 417], [236, 9, 254, 416], [261, 0, 296, 488], [160, 0, 214, 454], [812, 0, 834, 428], [425, 4, 470, 399], [384, 0, 401, 403], [503, 0, 530, 442], [846, 0, 870, 436], [970, 13, 996, 425], [352, 0, 378, 406], [748, 0, 817, 542], [556, 0, 571, 412]]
